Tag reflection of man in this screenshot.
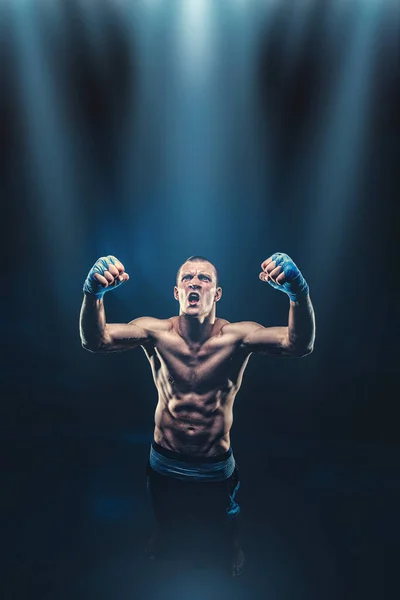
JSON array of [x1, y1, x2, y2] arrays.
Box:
[[79, 253, 315, 576]]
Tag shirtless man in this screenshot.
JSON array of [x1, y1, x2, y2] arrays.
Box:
[[79, 252, 315, 576]]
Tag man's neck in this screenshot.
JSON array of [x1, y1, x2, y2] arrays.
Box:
[[177, 313, 216, 346]]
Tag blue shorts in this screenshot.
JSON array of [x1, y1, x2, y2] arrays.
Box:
[[146, 443, 241, 527]]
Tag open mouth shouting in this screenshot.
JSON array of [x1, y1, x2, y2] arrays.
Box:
[[188, 292, 200, 306]]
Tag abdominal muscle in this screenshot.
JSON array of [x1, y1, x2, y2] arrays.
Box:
[[153, 393, 234, 457]]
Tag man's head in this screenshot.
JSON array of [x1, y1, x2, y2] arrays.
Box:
[[174, 256, 222, 318]]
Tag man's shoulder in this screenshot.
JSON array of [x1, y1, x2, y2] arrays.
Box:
[[129, 316, 174, 334], [219, 319, 263, 339]]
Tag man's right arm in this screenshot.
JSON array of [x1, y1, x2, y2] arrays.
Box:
[[79, 254, 165, 352], [79, 293, 159, 352]]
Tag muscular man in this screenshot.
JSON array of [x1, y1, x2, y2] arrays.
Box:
[[79, 253, 315, 576]]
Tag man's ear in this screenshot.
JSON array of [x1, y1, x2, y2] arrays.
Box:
[[215, 287, 222, 302], [173, 286, 179, 301]]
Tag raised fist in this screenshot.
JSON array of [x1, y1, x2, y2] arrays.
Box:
[[260, 252, 309, 302], [83, 255, 129, 298]]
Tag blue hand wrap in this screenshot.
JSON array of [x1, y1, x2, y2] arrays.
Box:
[[268, 252, 309, 302], [83, 255, 124, 298]]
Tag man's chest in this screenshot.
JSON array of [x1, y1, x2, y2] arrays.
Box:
[[145, 332, 244, 389]]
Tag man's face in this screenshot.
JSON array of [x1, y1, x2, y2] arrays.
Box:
[[174, 261, 221, 316]]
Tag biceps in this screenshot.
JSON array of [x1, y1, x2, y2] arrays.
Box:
[[104, 322, 150, 350], [242, 326, 290, 355]]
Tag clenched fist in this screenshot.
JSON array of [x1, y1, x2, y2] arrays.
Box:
[[260, 252, 309, 302], [83, 255, 129, 298]]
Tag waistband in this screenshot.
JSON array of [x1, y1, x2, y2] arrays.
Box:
[[149, 442, 235, 482]]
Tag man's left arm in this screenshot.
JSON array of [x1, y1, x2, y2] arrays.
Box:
[[240, 252, 315, 357], [285, 294, 315, 356]]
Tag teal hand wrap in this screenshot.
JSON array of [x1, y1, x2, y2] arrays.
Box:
[[83, 255, 124, 298], [268, 252, 309, 302]]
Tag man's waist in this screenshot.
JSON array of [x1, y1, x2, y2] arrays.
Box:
[[149, 442, 235, 482]]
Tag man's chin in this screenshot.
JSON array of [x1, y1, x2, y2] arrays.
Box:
[[185, 306, 200, 313], [183, 304, 203, 315]]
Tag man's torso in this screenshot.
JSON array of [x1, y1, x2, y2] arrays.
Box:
[[141, 317, 252, 456]]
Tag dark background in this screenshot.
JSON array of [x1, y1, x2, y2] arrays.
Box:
[[1, 1, 399, 599]]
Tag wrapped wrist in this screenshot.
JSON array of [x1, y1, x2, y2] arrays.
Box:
[[286, 277, 309, 302], [83, 280, 105, 298]]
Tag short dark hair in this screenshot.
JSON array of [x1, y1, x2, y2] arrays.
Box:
[[176, 256, 219, 286]]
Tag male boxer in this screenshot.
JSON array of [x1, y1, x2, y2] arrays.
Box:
[[79, 253, 315, 576]]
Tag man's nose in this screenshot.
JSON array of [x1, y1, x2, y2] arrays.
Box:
[[189, 281, 200, 288]]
